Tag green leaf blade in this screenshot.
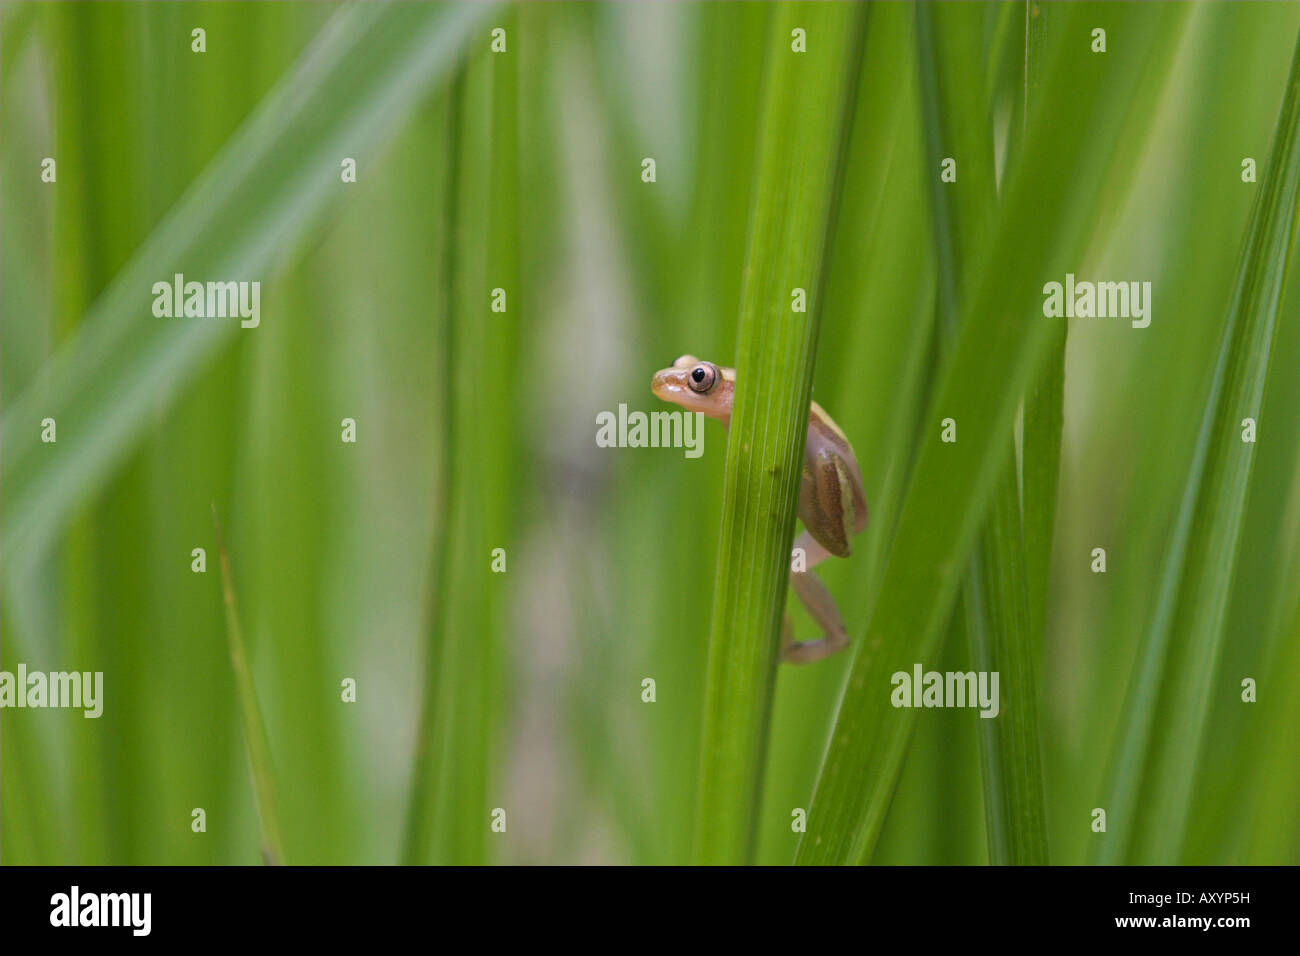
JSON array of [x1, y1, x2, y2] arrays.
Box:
[[692, 2, 868, 866]]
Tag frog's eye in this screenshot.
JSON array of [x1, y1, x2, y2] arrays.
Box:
[[688, 363, 718, 394]]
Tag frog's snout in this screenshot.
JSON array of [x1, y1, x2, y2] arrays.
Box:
[[652, 354, 702, 401], [651, 366, 685, 404]]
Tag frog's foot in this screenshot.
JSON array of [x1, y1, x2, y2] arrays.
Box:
[[780, 614, 840, 664]]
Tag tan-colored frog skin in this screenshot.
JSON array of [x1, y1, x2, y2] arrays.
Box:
[[651, 355, 868, 663]]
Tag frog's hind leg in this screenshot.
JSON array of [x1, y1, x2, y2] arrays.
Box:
[[783, 531, 850, 664]]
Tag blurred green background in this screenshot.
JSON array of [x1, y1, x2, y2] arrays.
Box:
[[1, 1, 1298, 865]]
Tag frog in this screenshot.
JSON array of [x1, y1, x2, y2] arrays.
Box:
[[651, 355, 868, 663]]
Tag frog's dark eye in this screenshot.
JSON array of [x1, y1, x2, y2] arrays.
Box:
[[688, 363, 718, 394]]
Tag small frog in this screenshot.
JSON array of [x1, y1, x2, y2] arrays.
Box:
[[651, 355, 868, 663]]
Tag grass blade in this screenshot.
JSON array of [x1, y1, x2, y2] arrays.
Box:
[[915, 1, 1048, 865], [404, 13, 520, 863], [1008, 1, 1062, 865], [692, 2, 868, 866], [1019, 1, 1065, 649], [1099, 20, 1300, 865], [212, 505, 285, 866]]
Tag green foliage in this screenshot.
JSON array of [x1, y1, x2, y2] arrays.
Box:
[[796, 1, 1196, 865], [2, 1, 1298, 867]]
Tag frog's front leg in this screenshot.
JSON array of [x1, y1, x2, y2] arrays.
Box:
[[782, 530, 850, 664]]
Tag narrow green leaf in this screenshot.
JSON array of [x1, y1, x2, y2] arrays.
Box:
[[914, 2, 995, 334], [212, 505, 285, 866], [1019, 1, 1064, 653], [916, 0, 1049, 866], [966, 478, 1050, 864], [403, 66, 466, 866], [692, 2, 868, 866], [404, 16, 520, 864]]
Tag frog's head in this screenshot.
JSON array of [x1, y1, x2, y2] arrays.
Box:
[[651, 354, 734, 422]]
